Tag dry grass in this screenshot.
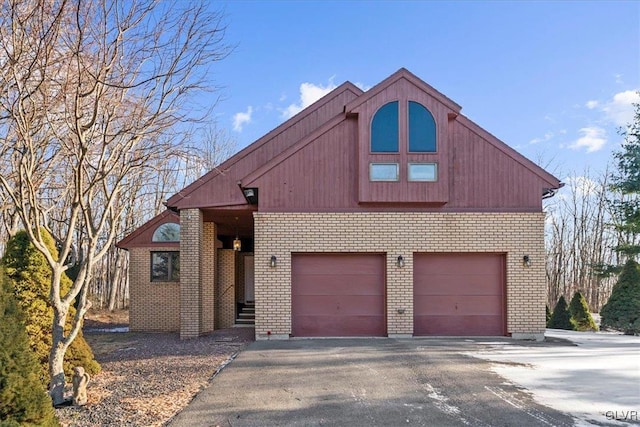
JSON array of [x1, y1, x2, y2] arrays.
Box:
[[55, 309, 254, 426]]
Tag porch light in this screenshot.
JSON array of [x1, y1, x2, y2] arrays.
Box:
[[233, 217, 242, 251], [270, 255, 277, 268], [523, 255, 531, 267], [397, 255, 405, 268]]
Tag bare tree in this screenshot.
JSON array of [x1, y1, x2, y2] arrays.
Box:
[[0, 0, 229, 404], [544, 169, 618, 311]]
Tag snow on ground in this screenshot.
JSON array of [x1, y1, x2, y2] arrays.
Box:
[[469, 330, 640, 426]]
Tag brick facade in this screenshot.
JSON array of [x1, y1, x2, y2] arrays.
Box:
[[216, 249, 236, 329], [128, 247, 180, 332], [254, 212, 546, 340]]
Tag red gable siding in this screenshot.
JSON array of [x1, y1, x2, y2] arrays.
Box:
[[167, 83, 363, 210], [167, 69, 560, 213]]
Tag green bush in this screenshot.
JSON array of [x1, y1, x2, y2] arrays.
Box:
[[545, 304, 552, 326], [0, 230, 100, 388], [569, 292, 598, 331], [601, 259, 640, 335], [0, 268, 59, 426], [547, 295, 574, 330]]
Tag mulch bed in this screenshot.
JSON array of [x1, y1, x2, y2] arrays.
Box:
[[55, 327, 254, 426]]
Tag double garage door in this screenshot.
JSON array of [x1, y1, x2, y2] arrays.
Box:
[[291, 253, 505, 337]]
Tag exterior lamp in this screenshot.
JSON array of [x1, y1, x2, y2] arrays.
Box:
[[523, 255, 531, 267], [233, 216, 241, 251], [397, 255, 405, 268], [270, 255, 277, 268]]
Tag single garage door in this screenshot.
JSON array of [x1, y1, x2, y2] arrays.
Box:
[[414, 253, 505, 336], [291, 254, 386, 337]]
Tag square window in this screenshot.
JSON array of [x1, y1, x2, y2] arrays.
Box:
[[408, 163, 437, 182], [151, 251, 180, 282], [370, 163, 399, 181]]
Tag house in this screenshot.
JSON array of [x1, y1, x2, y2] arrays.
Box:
[[117, 68, 561, 341]]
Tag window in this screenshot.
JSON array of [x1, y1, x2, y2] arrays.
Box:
[[370, 163, 399, 181], [152, 223, 180, 242], [371, 101, 399, 152], [408, 163, 437, 182], [408, 101, 436, 152], [151, 252, 180, 281]]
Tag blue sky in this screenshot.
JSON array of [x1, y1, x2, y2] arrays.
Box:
[[209, 1, 639, 181]]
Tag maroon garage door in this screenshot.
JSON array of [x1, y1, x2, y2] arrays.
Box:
[[291, 254, 386, 337], [414, 253, 505, 336]]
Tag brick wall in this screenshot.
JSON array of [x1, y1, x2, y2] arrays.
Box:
[[216, 249, 236, 329], [180, 209, 203, 338], [201, 222, 217, 334], [254, 212, 546, 340], [128, 247, 180, 332]]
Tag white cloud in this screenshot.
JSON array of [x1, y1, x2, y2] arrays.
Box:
[[355, 82, 372, 91], [569, 126, 607, 153], [565, 175, 599, 197], [282, 79, 338, 119], [585, 100, 599, 109], [529, 131, 554, 145], [601, 90, 639, 127], [232, 106, 253, 132], [614, 73, 624, 84]]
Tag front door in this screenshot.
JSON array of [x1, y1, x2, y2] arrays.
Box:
[[244, 255, 255, 302]]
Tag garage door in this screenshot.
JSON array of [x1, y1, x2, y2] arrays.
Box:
[[291, 254, 386, 337], [414, 253, 505, 336]]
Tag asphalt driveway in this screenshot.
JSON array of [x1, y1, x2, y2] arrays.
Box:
[[168, 338, 575, 427]]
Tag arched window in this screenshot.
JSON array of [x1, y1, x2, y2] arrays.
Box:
[[371, 101, 399, 152], [152, 222, 180, 242], [408, 101, 436, 152]]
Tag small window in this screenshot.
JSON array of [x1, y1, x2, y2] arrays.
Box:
[[152, 223, 180, 242], [371, 101, 399, 152], [151, 251, 180, 282], [408, 101, 436, 152], [408, 163, 437, 182], [370, 163, 399, 181]]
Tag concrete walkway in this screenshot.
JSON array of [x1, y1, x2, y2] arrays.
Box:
[[169, 338, 574, 426]]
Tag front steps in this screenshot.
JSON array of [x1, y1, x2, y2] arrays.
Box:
[[235, 302, 255, 326]]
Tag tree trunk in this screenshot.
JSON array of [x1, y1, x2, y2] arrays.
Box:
[[108, 250, 124, 311], [49, 309, 69, 406]]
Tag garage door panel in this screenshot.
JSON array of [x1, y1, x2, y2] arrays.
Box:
[[414, 295, 503, 316], [413, 274, 501, 295], [291, 274, 383, 295], [292, 254, 385, 337], [293, 295, 385, 316], [293, 315, 386, 337], [414, 315, 504, 336], [414, 253, 505, 336], [414, 254, 502, 276], [292, 255, 383, 274]]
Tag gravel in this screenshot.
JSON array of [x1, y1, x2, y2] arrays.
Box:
[[55, 327, 254, 426]]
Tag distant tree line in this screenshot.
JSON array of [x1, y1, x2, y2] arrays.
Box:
[[544, 101, 640, 324]]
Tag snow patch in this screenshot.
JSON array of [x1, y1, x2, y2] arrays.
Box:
[[469, 330, 640, 426], [86, 326, 130, 333]]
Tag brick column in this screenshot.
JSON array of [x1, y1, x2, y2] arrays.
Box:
[[180, 208, 202, 339], [386, 252, 413, 337], [200, 221, 217, 334]]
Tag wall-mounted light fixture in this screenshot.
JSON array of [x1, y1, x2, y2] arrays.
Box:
[[523, 255, 531, 267], [270, 255, 277, 268], [397, 255, 405, 268], [233, 217, 241, 251]]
